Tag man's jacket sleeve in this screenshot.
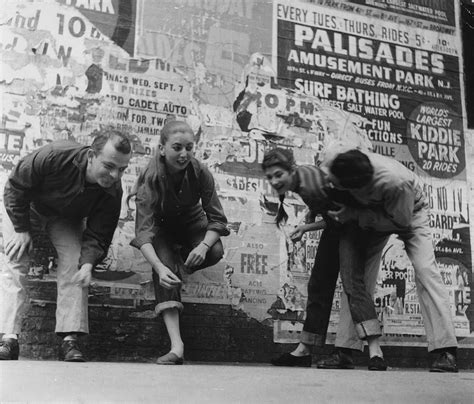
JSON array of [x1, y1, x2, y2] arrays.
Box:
[[4, 147, 52, 232], [80, 189, 123, 267]]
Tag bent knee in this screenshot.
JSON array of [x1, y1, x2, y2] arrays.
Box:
[[207, 243, 224, 266]]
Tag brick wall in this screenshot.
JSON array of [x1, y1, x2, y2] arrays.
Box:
[[16, 278, 474, 369]]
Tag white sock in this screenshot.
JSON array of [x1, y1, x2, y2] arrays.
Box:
[[3, 334, 18, 340], [63, 335, 77, 341]]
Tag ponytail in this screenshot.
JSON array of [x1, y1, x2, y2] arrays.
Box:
[[276, 194, 289, 228]]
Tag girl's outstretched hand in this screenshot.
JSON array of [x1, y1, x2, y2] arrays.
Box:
[[184, 243, 208, 269], [157, 266, 182, 289], [289, 226, 305, 242]]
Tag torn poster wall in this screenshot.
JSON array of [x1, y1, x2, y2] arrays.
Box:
[[0, 0, 472, 347]]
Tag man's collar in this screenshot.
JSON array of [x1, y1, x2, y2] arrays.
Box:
[[72, 146, 89, 172]]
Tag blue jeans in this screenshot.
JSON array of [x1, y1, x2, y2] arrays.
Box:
[[335, 208, 457, 352], [0, 203, 89, 336], [300, 223, 381, 347], [151, 214, 224, 314]]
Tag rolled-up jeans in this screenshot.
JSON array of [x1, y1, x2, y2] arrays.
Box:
[[151, 213, 224, 315], [339, 224, 381, 340], [0, 203, 88, 336], [335, 208, 457, 352], [300, 222, 381, 347]]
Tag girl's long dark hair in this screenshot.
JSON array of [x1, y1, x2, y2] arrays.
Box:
[[129, 120, 194, 211], [261, 148, 296, 228]]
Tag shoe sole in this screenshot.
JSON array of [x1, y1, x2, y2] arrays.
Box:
[[429, 368, 458, 373], [317, 364, 354, 369], [156, 360, 184, 365], [368, 366, 387, 371]]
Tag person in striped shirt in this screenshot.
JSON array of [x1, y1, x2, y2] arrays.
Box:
[[262, 148, 387, 371]]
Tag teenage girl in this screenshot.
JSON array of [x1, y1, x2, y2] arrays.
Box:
[[131, 120, 229, 364]]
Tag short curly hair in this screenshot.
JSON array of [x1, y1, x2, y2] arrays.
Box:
[[91, 129, 132, 155]]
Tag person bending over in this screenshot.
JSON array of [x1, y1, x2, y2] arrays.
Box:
[[320, 148, 458, 373], [0, 130, 132, 361], [263, 148, 386, 371]]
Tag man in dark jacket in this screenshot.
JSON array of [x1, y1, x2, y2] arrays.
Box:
[[0, 129, 132, 361]]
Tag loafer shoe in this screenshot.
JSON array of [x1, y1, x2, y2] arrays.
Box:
[[0, 338, 19, 360], [271, 352, 312, 367], [61, 340, 86, 362], [430, 352, 458, 373], [316, 350, 354, 369], [156, 352, 184, 365], [368, 356, 387, 371]]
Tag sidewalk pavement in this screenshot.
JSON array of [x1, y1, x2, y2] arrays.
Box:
[[1, 360, 473, 403]]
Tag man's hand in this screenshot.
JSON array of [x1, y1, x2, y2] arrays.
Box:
[[72, 264, 93, 287], [184, 243, 208, 269], [156, 266, 182, 289], [328, 203, 358, 224], [289, 226, 305, 243], [5, 231, 32, 261]]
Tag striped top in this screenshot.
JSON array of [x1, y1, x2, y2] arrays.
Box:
[[291, 165, 348, 222]]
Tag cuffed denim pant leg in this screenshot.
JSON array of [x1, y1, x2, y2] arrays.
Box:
[[300, 226, 340, 347], [151, 237, 185, 315], [335, 233, 388, 351], [336, 208, 458, 352], [339, 224, 382, 340], [0, 204, 88, 335], [152, 216, 224, 315]]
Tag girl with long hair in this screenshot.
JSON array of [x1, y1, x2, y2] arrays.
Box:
[[131, 120, 229, 364]]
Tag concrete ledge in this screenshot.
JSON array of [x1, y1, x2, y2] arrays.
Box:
[[11, 279, 473, 369]]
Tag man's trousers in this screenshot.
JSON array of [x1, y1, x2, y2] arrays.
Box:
[[1, 204, 88, 336], [334, 208, 457, 352]]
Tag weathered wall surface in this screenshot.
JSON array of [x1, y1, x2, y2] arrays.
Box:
[[1, 0, 473, 365]]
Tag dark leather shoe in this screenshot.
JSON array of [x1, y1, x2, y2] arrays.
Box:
[[0, 338, 19, 360], [271, 352, 312, 367], [61, 340, 86, 362], [368, 356, 387, 371], [316, 350, 354, 369], [430, 352, 458, 373]]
